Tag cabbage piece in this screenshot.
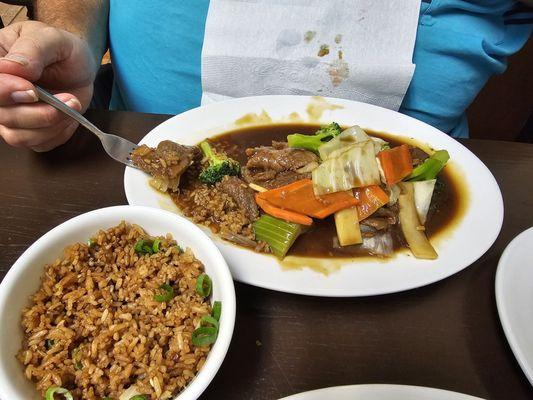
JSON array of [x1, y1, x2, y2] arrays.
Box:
[[312, 141, 381, 195], [387, 184, 401, 206], [361, 230, 394, 257], [413, 179, 436, 225], [318, 125, 388, 160]]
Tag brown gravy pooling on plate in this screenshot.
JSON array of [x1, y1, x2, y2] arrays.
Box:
[[184, 123, 464, 258]]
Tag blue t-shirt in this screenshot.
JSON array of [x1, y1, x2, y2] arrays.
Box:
[[109, 0, 532, 138]]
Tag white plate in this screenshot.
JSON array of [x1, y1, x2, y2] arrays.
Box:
[[124, 95, 503, 297], [496, 227, 533, 387], [279, 384, 485, 400]]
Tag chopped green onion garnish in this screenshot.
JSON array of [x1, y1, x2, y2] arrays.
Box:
[[87, 239, 96, 247], [134, 239, 147, 254], [72, 347, 82, 370], [200, 315, 219, 329], [45, 386, 73, 400], [191, 326, 218, 347], [195, 274, 212, 297], [45, 339, 55, 350], [129, 396, 148, 400], [212, 301, 222, 321], [154, 283, 174, 302], [134, 238, 163, 255], [175, 244, 183, 253]]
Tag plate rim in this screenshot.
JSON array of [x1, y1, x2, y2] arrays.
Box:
[[495, 226, 533, 387], [278, 383, 486, 400], [124, 94, 504, 297]]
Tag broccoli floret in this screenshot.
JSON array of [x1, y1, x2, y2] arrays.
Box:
[[198, 141, 241, 184], [287, 122, 342, 153]]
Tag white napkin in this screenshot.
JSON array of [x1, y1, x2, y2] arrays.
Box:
[[201, 0, 421, 111]]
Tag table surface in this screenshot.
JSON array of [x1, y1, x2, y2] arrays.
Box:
[[1, 109, 533, 400]]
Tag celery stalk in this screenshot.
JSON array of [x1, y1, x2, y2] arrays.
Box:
[[253, 215, 303, 258]]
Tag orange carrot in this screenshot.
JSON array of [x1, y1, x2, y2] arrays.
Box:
[[255, 194, 313, 226], [378, 144, 413, 185], [354, 185, 389, 220], [257, 179, 358, 219]]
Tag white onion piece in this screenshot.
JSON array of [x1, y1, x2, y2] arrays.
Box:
[[413, 179, 436, 225]]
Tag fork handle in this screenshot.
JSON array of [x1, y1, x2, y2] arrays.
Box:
[[35, 86, 105, 140]]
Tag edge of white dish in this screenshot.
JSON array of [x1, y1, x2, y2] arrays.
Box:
[[495, 227, 533, 388]]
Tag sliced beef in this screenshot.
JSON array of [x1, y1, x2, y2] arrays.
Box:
[[409, 146, 429, 167], [271, 140, 288, 149], [218, 176, 259, 220], [132, 140, 200, 191], [373, 204, 399, 225], [360, 217, 391, 231], [243, 141, 318, 189], [242, 169, 308, 190], [245, 144, 318, 171]]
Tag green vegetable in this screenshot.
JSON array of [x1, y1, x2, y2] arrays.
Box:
[[191, 304, 221, 347], [212, 301, 222, 321], [174, 244, 183, 253], [45, 386, 73, 400], [191, 326, 218, 346], [407, 150, 450, 181], [154, 283, 174, 302], [129, 396, 148, 400], [311, 141, 381, 195], [198, 141, 241, 184], [87, 239, 96, 248], [134, 238, 162, 255], [201, 315, 219, 329], [253, 214, 303, 258], [72, 347, 83, 370], [287, 122, 342, 153], [196, 274, 212, 297], [45, 339, 55, 350]]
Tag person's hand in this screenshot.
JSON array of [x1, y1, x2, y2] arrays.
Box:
[[0, 21, 98, 151]]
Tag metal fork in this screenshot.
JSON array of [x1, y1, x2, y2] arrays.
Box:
[[35, 86, 139, 168]]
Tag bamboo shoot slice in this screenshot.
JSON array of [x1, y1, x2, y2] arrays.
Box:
[[398, 182, 438, 259], [335, 206, 363, 246]]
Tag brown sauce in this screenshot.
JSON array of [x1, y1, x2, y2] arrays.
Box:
[[202, 123, 467, 258]]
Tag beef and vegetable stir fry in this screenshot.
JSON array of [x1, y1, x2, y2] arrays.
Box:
[[133, 123, 454, 260]]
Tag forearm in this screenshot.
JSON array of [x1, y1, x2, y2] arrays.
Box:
[[34, 0, 109, 67]]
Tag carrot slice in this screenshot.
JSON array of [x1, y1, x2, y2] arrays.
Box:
[[377, 144, 413, 185], [255, 195, 313, 226], [354, 185, 389, 221], [258, 179, 358, 219]]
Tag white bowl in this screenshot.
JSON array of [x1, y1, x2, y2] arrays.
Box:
[[0, 205, 236, 400]]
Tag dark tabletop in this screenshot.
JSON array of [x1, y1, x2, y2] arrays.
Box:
[[1, 109, 533, 400]]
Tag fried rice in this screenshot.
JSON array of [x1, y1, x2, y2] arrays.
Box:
[[17, 222, 212, 400]]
